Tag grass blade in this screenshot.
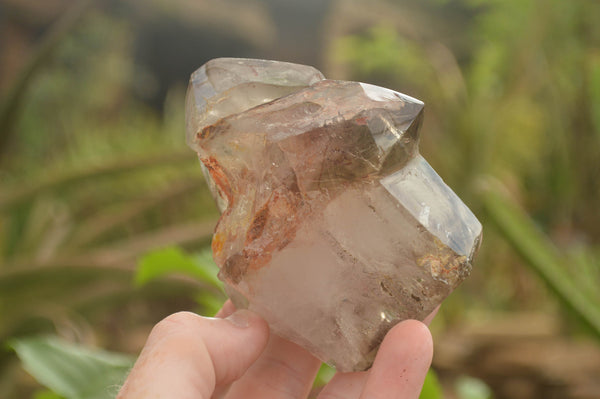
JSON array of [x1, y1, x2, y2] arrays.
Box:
[[481, 184, 600, 338]]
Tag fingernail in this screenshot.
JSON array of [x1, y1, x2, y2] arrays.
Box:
[[225, 310, 251, 328]]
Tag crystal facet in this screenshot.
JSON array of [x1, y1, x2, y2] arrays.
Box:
[[186, 58, 482, 372]]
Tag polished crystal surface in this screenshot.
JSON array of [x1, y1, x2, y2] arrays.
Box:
[[186, 58, 482, 372]]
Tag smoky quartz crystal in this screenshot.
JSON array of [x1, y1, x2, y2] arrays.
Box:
[[186, 58, 482, 372]]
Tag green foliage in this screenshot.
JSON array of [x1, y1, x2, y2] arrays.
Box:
[[0, 0, 96, 157], [0, 8, 218, 343], [5, 244, 227, 399], [481, 183, 600, 338], [6, 245, 227, 399], [136, 246, 226, 315], [8, 336, 134, 399], [420, 369, 443, 399], [0, 9, 219, 396], [455, 375, 492, 399], [136, 246, 222, 289], [312, 363, 336, 390], [33, 391, 64, 399]]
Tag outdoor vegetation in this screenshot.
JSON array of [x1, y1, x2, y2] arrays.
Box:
[[0, 0, 598, 398]]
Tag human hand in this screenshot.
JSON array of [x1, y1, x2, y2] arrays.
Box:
[[117, 301, 435, 399]]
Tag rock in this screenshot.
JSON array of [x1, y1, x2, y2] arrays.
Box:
[[186, 58, 482, 371]]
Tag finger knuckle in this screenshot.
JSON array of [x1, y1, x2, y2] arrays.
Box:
[[150, 311, 199, 339]]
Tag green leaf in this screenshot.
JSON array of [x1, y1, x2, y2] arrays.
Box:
[[136, 246, 222, 289], [195, 291, 227, 316], [33, 390, 65, 399], [420, 369, 443, 399], [8, 336, 135, 399], [313, 363, 336, 388], [455, 375, 492, 399], [481, 185, 600, 338], [0, 150, 194, 211]]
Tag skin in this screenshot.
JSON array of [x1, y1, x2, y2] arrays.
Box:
[[117, 301, 437, 399]]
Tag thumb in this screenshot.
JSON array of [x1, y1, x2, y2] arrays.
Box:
[[117, 310, 269, 399]]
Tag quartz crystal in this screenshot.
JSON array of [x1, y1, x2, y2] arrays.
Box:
[[186, 58, 482, 372]]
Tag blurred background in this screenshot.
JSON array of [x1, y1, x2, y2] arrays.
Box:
[[1, 0, 599, 398]]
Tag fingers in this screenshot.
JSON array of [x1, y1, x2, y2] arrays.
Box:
[[215, 299, 236, 318], [318, 320, 433, 399], [359, 320, 433, 399], [117, 310, 269, 399], [316, 371, 369, 399], [220, 302, 436, 399], [225, 333, 322, 399]]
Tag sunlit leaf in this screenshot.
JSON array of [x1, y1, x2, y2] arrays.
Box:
[[33, 390, 65, 399], [136, 246, 222, 289], [455, 375, 492, 399], [8, 336, 134, 399], [313, 363, 336, 389], [420, 369, 443, 399]]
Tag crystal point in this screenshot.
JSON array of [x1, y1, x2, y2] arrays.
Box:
[[186, 58, 482, 372]]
